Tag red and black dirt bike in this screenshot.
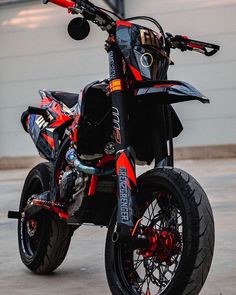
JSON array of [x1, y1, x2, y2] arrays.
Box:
[[8, 0, 220, 294]]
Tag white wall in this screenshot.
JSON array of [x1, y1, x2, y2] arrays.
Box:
[[0, 0, 235, 157], [126, 0, 236, 148], [0, 0, 109, 157]]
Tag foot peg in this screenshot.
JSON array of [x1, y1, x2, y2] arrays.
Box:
[[8, 211, 21, 219]]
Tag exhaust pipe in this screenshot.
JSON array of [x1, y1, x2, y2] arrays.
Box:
[[66, 148, 114, 176]]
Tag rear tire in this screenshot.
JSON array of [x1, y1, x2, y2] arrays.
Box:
[[18, 162, 72, 274], [105, 168, 214, 295]]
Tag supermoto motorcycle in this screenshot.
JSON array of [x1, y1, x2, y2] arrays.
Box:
[[8, 0, 220, 294]]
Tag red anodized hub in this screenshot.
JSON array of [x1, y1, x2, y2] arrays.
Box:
[[139, 227, 181, 265]]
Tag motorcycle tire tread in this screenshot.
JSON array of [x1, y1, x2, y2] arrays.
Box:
[[105, 167, 214, 295], [18, 162, 73, 274]]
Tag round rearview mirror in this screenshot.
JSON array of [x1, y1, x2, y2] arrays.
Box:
[[67, 17, 90, 41]]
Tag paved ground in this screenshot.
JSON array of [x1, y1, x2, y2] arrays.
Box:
[[0, 159, 236, 295]]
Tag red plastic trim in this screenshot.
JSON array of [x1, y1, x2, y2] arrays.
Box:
[[116, 152, 137, 186], [116, 20, 132, 27], [188, 42, 204, 50], [129, 65, 143, 81], [48, 0, 75, 9], [88, 155, 115, 196]]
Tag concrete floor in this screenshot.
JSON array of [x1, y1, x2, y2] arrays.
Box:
[[0, 159, 236, 295]]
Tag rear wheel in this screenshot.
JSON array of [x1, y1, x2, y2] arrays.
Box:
[[105, 168, 214, 295], [18, 162, 72, 274]]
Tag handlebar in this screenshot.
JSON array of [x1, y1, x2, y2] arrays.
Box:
[[168, 34, 220, 56], [43, 1, 220, 57], [43, 0, 95, 9], [44, 0, 115, 32]]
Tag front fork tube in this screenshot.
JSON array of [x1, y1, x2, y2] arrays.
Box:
[[108, 49, 137, 241], [115, 147, 137, 241]]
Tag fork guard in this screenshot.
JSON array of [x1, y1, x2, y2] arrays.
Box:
[[134, 80, 210, 104]]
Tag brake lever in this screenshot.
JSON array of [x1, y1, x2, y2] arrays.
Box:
[[204, 47, 219, 57], [186, 39, 220, 56], [187, 44, 219, 56], [169, 35, 220, 57], [191, 44, 219, 56]]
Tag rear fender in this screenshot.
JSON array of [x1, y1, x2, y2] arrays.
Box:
[[134, 80, 209, 104], [22, 91, 74, 161]]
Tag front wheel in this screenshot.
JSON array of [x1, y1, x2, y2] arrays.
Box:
[[105, 168, 214, 295]]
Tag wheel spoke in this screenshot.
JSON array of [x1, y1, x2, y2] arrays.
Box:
[[117, 190, 183, 295]]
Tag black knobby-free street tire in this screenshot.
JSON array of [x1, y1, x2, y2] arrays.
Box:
[[18, 162, 72, 274], [105, 168, 214, 295]]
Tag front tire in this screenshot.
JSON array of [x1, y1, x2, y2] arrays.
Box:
[[105, 168, 214, 295], [18, 162, 72, 274]]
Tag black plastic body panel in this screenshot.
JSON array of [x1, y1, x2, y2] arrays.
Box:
[[116, 22, 169, 81], [134, 80, 210, 104]]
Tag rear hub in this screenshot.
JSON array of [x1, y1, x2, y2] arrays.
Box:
[[27, 219, 38, 237]]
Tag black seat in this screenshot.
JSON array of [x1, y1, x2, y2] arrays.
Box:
[[49, 91, 79, 108], [46, 80, 108, 109]]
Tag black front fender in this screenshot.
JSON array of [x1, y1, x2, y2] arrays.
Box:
[[134, 80, 209, 104]]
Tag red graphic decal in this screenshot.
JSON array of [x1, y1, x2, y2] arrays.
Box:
[[129, 65, 143, 81], [189, 42, 204, 50], [116, 152, 137, 186], [69, 115, 80, 143], [42, 133, 55, 150], [50, 116, 70, 127], [154, 83, 176, 88], [39, 96, 52, 107]]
